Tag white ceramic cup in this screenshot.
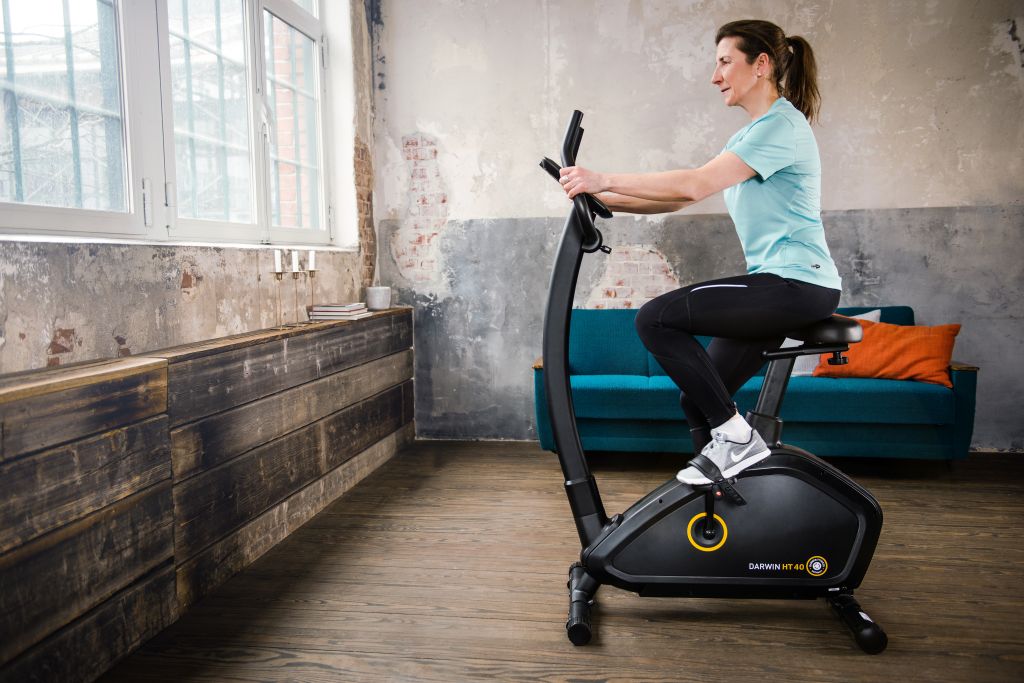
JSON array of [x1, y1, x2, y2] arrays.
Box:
[[366, 286, 392, 310]]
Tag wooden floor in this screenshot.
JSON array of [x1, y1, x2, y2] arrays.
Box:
[[102, 441, 1024, 683]]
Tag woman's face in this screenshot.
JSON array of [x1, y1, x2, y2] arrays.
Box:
[[712, 37, 762, 108]]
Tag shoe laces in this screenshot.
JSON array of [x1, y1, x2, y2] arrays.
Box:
[[701, 431, 733, 468], [701, 432, 725, 456]]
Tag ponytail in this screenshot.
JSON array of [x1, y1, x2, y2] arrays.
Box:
[[782, 35, 821, 124], [715, 20, 822, 123]]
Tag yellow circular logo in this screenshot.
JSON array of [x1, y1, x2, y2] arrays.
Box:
[[686, 512, 728, 552], [806, 555, 828, 576]]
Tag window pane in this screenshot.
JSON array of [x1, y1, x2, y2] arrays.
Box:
[[264, 11, 321, 230], [0, 0, 127, 211], [170, 0, 253, 223]]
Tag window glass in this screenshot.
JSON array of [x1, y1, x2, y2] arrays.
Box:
[[169, 0, 253, 223], [264, 11, 321, 231], [0, 0, 127, 211]]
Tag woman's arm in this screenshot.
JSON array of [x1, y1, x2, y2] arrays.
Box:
[[560, 152, 757, 204], [593, 192, 692, 215]]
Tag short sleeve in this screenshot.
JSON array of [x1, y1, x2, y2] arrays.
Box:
[[728, 113, 796, 180]]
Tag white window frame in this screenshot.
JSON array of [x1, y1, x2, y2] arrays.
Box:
[[158, 0, 264, 243], [0, 0, 166, 239], [0, 0, 348, 248], [259, 0, 332, 246]]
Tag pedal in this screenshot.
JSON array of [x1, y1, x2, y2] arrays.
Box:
[[715, 479, 747, 506]]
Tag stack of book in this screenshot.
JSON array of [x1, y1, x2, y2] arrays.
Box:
[[306, 302, 372, 321]]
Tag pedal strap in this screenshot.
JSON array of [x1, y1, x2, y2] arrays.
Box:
[[688, 455, 747, 506], [688, 454, 722, 480]]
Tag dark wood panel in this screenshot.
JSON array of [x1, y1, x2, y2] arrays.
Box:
[[322, 382, 410, 472], [0, 358, 167, 463], [402, 378, 415, 424], [0, 416, 170, 554], [102, 444, 1024, 683], [174, 386, 406, 561], [0, 564, 176, 683], [163, 311, 412, 426], [171, 350, 413, 481], [175, 423, 414, 611], [0, 358, 122, 391], [148, 308, 411, 364], [0, 482, 173, 663]]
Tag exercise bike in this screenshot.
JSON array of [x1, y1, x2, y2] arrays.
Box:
[[539, 110, 888, 654]]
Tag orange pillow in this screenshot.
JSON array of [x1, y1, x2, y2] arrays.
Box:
[[812, 319, 961, 388]]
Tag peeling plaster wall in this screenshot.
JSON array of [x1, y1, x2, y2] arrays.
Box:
[[0, 242, 361, 373], [374, 0, 1024, 449]]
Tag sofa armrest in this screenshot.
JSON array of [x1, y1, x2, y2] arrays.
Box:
[[533, 357, 544, 370], [949, 361, 978, 459]]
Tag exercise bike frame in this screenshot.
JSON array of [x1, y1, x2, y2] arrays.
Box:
[[540, 110, 887, 653]]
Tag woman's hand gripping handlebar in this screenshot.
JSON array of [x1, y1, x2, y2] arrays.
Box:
[[539, 110, 612, 253], [540, 157, 612, 220]]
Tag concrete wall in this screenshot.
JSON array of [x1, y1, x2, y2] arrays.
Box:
[[371, 0, 1024, 449]]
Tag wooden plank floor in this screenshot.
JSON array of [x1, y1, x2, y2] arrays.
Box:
[[102, 442, 1024, 683]]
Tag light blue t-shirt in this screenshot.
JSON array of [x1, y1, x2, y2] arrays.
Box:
[[722, 97, 842, 290]]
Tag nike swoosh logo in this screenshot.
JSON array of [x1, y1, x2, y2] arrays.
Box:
[[730, 440, 761, 463]]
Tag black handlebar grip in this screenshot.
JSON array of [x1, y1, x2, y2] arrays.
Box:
[[540, 157, 561, 182], [571, 127, 583, 163], [561, 110, 583, 167]]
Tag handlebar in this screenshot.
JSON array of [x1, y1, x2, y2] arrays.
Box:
[[561, 110, 584, 167], [549, 110, 610, 251]]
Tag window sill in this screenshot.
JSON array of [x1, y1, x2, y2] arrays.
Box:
[[0, 232, 359, 253]]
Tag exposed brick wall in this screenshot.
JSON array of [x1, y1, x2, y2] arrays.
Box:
[[268, 19, 314, 229], [584, 244, 681, 309], [391, 133, 447, 287], [355, 138, 376, 288]]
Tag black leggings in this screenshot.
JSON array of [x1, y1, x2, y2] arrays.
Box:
[[634, 273, 840, 453]]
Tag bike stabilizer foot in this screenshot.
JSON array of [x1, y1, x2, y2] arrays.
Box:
[[566, 562, 599, 646], [828, 593, 888, 654]]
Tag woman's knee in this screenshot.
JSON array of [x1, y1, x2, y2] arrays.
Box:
[[634, 300, 662, 342]]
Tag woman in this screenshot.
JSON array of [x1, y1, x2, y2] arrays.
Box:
[[559, 20, 841, 486]]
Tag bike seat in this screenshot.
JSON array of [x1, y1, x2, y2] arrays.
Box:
[[786, 315, 863, 345]]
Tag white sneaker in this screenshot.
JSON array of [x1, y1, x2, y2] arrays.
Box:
[[676, 429, 772, 485]]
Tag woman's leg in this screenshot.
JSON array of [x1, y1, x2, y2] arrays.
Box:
[[636, 273, 840, 482], [679, 335, 786, 452]]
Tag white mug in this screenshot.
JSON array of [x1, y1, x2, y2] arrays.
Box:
[[366, 286, 392, 310]]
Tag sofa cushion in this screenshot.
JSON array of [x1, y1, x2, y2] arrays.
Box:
[[571, 374, 954, 425], [570, 375, 664, 417], [780, 376, 954, 424]]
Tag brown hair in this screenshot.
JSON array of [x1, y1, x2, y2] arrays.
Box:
[[715, 20, 821, 123]]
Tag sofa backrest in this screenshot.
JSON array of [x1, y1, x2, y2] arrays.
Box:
[[568, 308, 649, 375], [840, 306, 915, 326], [567, 306, 915, 376]]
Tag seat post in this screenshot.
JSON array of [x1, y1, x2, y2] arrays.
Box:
[[746, 356, 796, 447]]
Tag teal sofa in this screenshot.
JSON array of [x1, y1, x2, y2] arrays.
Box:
[[533, 306, 977, 460]]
